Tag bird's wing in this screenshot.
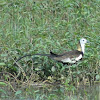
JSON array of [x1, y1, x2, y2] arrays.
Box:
[[50, 50, 83, 61]]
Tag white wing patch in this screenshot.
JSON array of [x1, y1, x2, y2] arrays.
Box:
[[75, 54, 82, 61], [61, 58, 75, 63], [61, 58, 76, 63], [61, 54, 82, 64]]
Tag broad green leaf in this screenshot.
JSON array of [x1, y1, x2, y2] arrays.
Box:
[[96, 75, 100, 80], [0, 54, 8, 57], [0, 89, 7, 94], [15, 90, 22, 96], [0, 82, 7, 86], [0, 63, 6, 66], [51, 66, 56, 72]]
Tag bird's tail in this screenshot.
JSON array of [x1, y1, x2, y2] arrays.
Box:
[[15, 51, 59, 63], [15, 53, 51, 62]]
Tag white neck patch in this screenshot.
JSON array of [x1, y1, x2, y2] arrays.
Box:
[[80, 43, 85, 54]]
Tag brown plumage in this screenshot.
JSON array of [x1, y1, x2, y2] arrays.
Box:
[[50, 50, 83, 61]]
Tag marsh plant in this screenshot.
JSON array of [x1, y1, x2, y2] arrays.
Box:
[[0, 0, 100, 98]]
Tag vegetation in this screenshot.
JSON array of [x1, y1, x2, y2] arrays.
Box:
[[0, 0, 100, 99]]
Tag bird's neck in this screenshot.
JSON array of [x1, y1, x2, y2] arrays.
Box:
[[77, 42, 85, 54]]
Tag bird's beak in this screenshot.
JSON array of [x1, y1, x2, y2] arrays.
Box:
[[86, 40, 90, 47], [87, 40, 90, 43]]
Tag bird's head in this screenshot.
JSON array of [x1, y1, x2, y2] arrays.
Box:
[[77, 38, 88, 53], [80, 38, 87, 45]]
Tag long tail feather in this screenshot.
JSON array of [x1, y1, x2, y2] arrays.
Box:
[[50, 51, 59, 57], [15, 53, 50, 62], [15, 54, 32, 62], [15, 50, 59, 63]]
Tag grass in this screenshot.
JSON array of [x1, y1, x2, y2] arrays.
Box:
[[0, 82, 99, 100], [0, 0, 100, 98]]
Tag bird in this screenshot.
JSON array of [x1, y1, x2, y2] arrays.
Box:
[[15, 38, 88, 64]]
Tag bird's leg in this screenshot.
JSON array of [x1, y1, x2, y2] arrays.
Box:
[[68, 64, 73, 82]]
